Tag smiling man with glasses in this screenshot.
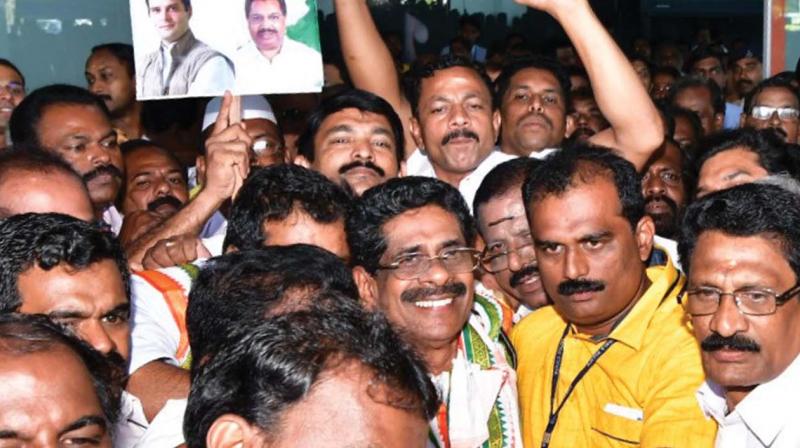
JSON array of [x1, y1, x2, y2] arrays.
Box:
[[740, 77, 800, 144], [679, 182, 800, 447], [348, 176, 522, 447]]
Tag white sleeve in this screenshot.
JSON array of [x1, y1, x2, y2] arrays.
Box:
[[188, 55, 235, 96], [128, 274, 182, 374]]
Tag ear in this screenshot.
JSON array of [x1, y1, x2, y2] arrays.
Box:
[[398, 160, 407, 177], [634, 215, 656, 262], [195, 155, 207, 186], [294, 154, 311, 169], [207, 414, 259, 448], [409, 116, 425, 152], [565, 113, 576, 138], [491, 109, 502, 138], [713, 112, 725, 133], [353, 266, 379, 310]]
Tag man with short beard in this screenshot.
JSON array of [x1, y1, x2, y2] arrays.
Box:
[[0, 213, 183, 446], [740, 77, 800, 144], [730, 48, 764, 105], [641, 137, 690, 265], [296, 88, 405, 196], [85, 43, 143, 141], [349, 177, 521, 447], [9, 84, 125, 233], [564, 87, 609, 145], [679, 183, 800, 447]]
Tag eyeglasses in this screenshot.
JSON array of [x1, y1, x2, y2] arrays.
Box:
[[0, 82, 24, 97], [642, 169, 682, 187], [679, 283, 800, 316], [252, 138, 284, 156], [750, 106, 800, 121], [481, 241, 536, 274], [377, 247, 480, 280]]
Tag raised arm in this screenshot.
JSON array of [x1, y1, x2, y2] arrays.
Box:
[[334, 0, 416, 158], [516, 0, 663, 170]]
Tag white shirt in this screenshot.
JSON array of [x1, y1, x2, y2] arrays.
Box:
[[697, 354, 800, 447], [129, 264, 202, 374], [102, 205, 124, 235], [654, 235, 682, 270], [115, 392, 185, 447], [406, 148, 516, 212], [234, 38, 323, 94]]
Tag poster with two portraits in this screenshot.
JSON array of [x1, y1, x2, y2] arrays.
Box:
[[130, 0, 323, 100]]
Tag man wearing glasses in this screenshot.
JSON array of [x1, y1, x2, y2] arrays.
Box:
[[0, 58, 25, 150], [349, 177, 522, 448], [740, 77, 800, 145], [679, 182, 800, 447]]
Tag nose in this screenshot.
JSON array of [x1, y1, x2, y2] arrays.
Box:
[[79, 321, 117, 356], [89, 143, 111, 167], [528, 94, 545, 113], [708, 294, 749, 338], [417, 256, 453, 286], [153, 177, 171, 196], [448, 104, 470, 128], [643, 171, 666, 196], [563, 247, 589, 280], [351, 138, 374, 162], [768, 110, 782, 127]]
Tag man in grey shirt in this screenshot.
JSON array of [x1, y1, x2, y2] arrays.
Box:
[[138, 0, 234, 98]]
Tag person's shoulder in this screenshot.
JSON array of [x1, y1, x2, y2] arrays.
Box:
[[511, 305, 564, 346], [283, 37, 320, 56]]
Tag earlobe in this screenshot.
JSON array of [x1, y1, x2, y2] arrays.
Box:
[[353, 266, 379, 310], [565, 114, 576, 137], [409, 117, 425, 152], [294, 155, 311, 168], [399, 161, 407, 177], [635, 215, 656, 262], [207, 414, 257, 448], [492, 110, 502, 137]]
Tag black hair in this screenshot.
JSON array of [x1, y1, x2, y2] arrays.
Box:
[[693, 128, 795, 189], [0, 213, 130, 313], [120, 139, 186, 181], [9, 84, 110, 150], [679, 183, 800, 281], [245, 0, 286, 17], [687, 47, 726, 73], [652, 65, 681, 80], [0, 313, 122, 427], [347, 176, 476, 274], [146, 0, 191, 11], [459, 14, 481, 32], [184, 305, 440, 447], [666, 105, 704, 147], [223, 165, 352, 252], [668, 76, 726, 115], [408, 54, 495, 117], [186, 245, 359, 367], [743, 76, 800, 114], [89, 43, 135, 78], [494, 55, 571, 109], [522, 144, 645, 230], [0, 58, 25, 86], [473, 157, 541, 220], [297, 88, 404, 165]]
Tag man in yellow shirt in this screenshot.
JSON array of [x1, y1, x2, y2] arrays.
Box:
[[513, 145, 717, 447]]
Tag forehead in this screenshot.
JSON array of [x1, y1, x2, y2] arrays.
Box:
[[124, 147, 180, 172], [478, 189, 529, 235], [150, 0, 184, 8], [38, 103, 111, 136], [251, 0, 283, 13], [245, 118, 281, 139], [508, 67, 561, 93], [753, 87, 799, 107], [649, 141, 683, 170], [531, 176, 626, 237], [317, 108, 393, 136], [0, 65, 22, 84], [86, 50, 126, 70], [0, 172, 94, 221], [676, 86, 712, 105], [419, 66, 491, 103], [693, 56, 723, 69], [703, 147, 762, 173], [18, 260, 127, 312], [735, 58, 761, 69], [262, 212, 349, 259], [382, 205, 465, 254], [689, 231, 795, 284]]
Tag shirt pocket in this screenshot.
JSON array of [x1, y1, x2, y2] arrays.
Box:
[[590, 404, 644, 446]]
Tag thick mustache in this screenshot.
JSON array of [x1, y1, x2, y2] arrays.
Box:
[[441, 129, 479, 146], [83, 165, 123, 183], [400, 282, 467, 304], [644, 193, 678, 214], [257, 28, 278, 36], [701, 333, 761, 353], [510, 264, 539, 288], [338, 160, 385, 177], [147, 195, 184, 213], [558, 279, 606, 296], [520, 111, 554, 130]]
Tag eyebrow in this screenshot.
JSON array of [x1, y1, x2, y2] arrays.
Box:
[[58, 415, 107, 437], [487, 215, 515, 227], [107, 303, 131, 317], [0, 430, 19, 439], [579, 231, 612, 242], [723, 170, 750, 182], [323, 124, 354, 137]]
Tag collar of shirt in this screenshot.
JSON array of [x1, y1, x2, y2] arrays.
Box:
[[160, 29, 195, 56], [722, 353, 800, 446], [529, 147, 559, 160], [572, 261, 683, 351], [102, 205, 123, 236]]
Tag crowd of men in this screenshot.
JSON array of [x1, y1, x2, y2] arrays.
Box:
[[1, 0, 799, 446]]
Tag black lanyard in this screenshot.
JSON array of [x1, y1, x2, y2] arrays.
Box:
[[541, 325, 616, 448]]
